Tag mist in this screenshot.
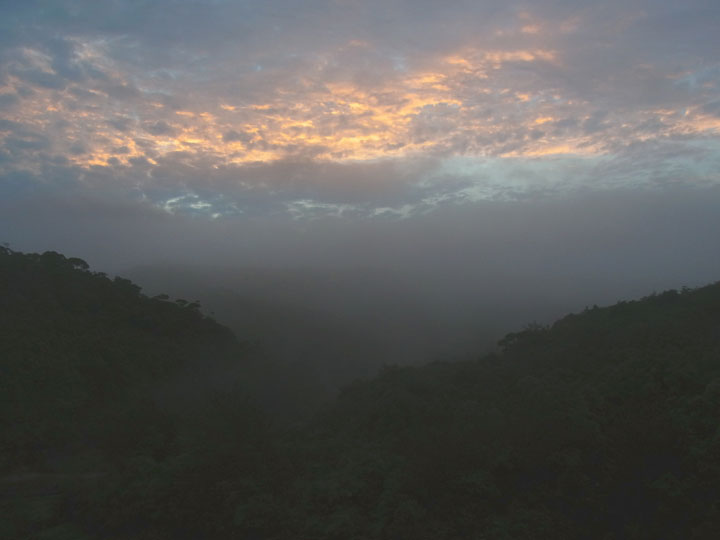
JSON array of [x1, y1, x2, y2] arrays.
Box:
[[4, 183, 719, 387]]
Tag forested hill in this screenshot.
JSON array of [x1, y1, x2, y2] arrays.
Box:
[[0, 247, 247, 475], [3, 246, 720, 539], [299, 283, 720, 539]]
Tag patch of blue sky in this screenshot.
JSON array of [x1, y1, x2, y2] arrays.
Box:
[[286, 199, 361, 220], [430, 154, 612, 201], [158, 190, 242, 218]]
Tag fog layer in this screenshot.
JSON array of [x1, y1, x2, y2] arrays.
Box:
[[5, 184, 717, 385]]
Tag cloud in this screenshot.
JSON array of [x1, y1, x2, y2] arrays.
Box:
[[0, 0, 717, 260], [702, 100, 720, 117], [145, 120, 176, 136], [0, 92, 19, 108], [222, 129, 253, 144]]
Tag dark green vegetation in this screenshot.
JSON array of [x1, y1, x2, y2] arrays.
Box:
[[2, 247, 720, 539]]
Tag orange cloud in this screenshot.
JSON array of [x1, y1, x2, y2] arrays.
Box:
[[2, 41, 716, 172]]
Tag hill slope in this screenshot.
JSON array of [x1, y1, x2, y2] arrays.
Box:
[[286, 285, 720, 539], [0, 248, 249, 472], [0, 248, 271, 539], [3, 247, 720, 539]]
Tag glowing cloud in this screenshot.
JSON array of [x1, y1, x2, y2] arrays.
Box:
[[0, 1, 718, 219]]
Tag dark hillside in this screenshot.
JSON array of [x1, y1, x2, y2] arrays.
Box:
[[0, 248, 271, 539], [0, 247, 246, 472], [286, 284, 720, 539], [2, 246, 720, 539]]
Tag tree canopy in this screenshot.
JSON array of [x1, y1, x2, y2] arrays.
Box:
[[2, 247, 720, 539]]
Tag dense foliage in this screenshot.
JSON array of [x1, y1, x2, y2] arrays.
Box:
[[288, 288, 720, 539], [2, 247, 720, 539], [0, 247, 265, 539]]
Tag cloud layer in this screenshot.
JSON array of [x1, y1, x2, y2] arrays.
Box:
[[1, 0, 719, 222], [0, 0, 719, 339]]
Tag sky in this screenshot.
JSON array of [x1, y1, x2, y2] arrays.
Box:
[[1, 0, 719, 313]]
